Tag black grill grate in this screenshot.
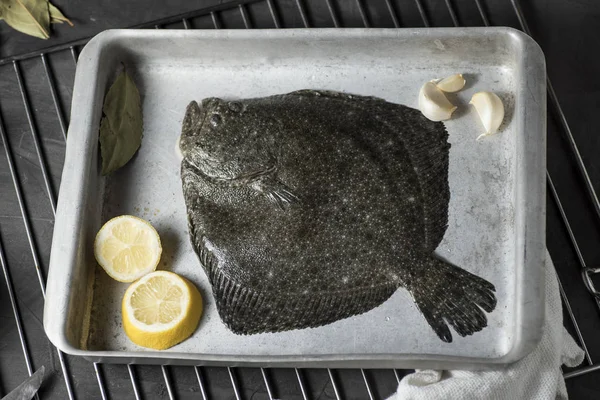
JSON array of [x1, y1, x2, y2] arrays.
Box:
[[0, 0, 598, 398]]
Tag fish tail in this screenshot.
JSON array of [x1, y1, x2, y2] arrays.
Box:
[[403, 257, 497, 343]]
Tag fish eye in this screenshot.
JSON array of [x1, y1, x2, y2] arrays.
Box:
[[209, 113, 222, 127], [228, 101, 243, 113]]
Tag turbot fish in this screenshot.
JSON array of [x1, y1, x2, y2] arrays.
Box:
[[179, 90, 496, 342]]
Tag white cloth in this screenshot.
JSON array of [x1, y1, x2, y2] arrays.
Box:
[[388, 252, 585, 400]]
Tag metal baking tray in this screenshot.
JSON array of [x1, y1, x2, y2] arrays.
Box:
[[43, 28, 546, 369]]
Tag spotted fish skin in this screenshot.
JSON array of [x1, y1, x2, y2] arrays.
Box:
[[180, 90, 497, 342]]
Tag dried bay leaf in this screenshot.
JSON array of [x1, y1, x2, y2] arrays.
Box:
[[48, 1, 72, 25], [99, 117, 122, 175], [99, 69, 143, 175], [0, 0, 50, 39], [0, 0, 72, 38]]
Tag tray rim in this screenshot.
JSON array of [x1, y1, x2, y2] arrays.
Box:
[[43, 27, 547, 368]]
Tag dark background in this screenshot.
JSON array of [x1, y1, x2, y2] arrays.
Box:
[[1, 0, 600, 399]]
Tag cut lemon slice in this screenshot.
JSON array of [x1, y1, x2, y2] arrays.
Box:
[[94, 215, 162, 282], [122, 271, 203, 350]]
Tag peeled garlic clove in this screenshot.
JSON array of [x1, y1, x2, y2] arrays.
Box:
[[469, 91, 504, 140], [418, 81, 457, 122], [434, 73, 466, 93]]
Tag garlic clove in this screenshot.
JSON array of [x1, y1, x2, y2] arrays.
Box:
[[434, 73, 466, 93], [418, 81, 457, 122], [469, 91, 505, 140]]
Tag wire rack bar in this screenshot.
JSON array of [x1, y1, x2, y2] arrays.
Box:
[[228, 367, 242, 400], [327, 369, 341, 400], [55, 352, 75, 400], [548, 79, 600, 218], [0, 102, 76, 398], [445, 1, 459, 27], [0, 232, 36, 396], [239, 4, 252, 28], [547, 174, 594, 365], [362, 369, 375, 400], [393, 369, 401, 384], [558, 279, 592, 365], [413, 0, 430, 27], [295, 368, 309, 400], [194, 367, 209, 400], [564, 363, 600, 380], [473, 0, 490, 26], [211, 12, 221, 29], [384, 0, 400, 28], [41, 54, 68, 139], [13, 61, 57, 214], [510, 0, 600, 223], [266, 0, 281, 28], [0, 112, 46, 292], [0, 0, 262, 66], [260, 368, 275, 400], [547, 175, 589, 278], [13, 58, 77, 398], [325, 0, 340, 27], [356, 0, 370, 27], [93, 363, 109, 400], [296, 0, 310, 28], [0, 39, 87, 66], [128, 365, 142, 400], [161, 366, 175, 400], [70, 46, 78, 65], [445, 0, 459, 26], [296, 0, 309, 28], [509, 0, 531, 32], [1, 0, 437, 66]]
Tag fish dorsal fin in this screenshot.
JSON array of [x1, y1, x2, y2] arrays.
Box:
[[290, 89, 380, 102], [397, 108, 450, 252]]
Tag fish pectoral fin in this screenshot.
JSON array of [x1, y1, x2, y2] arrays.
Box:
[[252, 178, 300, 210], [266, 187, 300, 210], [403, 257, 497, 343]]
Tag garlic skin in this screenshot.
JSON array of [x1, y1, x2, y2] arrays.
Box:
[[418, 81, 457, 122], [469, 91, 505, 140], [434, 74, 466, 93]]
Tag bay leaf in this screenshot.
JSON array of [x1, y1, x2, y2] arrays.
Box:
[[99, 70, 143, 175], [48, 1, 72, 25], [0, 0, 50, 39]]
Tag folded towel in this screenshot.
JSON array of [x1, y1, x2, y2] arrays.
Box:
[[388, 251, 584, 400]]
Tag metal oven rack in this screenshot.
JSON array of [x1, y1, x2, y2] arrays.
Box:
[[1, 0, 599, 398]]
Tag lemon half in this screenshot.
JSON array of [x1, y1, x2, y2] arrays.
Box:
[[122, 271, 203, 350], [94, 215, 162, 282]]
